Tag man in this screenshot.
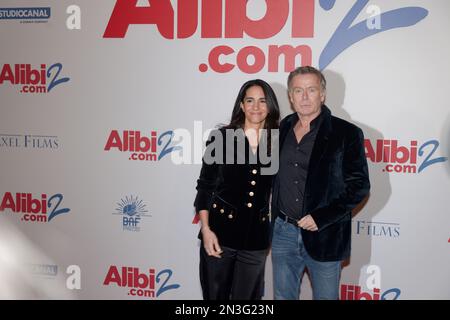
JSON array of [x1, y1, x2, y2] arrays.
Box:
[[271, 66, 370, 300]]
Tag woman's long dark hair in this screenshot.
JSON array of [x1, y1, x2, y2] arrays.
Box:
[[222, 79, 280, 156], [224, 79, 280, 131]]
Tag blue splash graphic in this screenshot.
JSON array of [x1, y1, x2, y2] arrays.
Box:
[[319, 0, 428, 70]]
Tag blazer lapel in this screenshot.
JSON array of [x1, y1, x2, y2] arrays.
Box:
[[279, 113, 297, 151], [307, 106, 332, 174]]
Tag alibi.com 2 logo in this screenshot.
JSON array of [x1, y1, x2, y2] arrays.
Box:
[[341, 265, 401, 300], [104, 129, 181, 162], [0, 63, 70, 93], [103, 0, 428, 72], [103, 265, 180, 299], [0, 192, 70, 222], [365, 139, 448, 173]]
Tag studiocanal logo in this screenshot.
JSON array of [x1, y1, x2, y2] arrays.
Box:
[[28, 263, 58, 277], [26, 263, 81, 290], [113, 195, 151, 232], [0, 7, 51, 24]]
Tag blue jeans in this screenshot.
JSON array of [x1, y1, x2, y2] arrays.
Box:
[[271, 217, 342, 300]]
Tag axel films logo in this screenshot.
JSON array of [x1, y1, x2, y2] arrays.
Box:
[[113, 195, 151, 231], [0, 63, 70, 93], [104, 129, 181, 162], [365, 139, 448, 174], [103, 265, 180, 298], [0, 192, 71, 223], [341, 265, 401, 300], [0, 134, 59, 150], [354, 220, 400, 239], [0, 7, 51, 23], [103, 0, 428, 72]]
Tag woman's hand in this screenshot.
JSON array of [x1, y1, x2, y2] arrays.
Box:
[[201, 227, 223, 258]]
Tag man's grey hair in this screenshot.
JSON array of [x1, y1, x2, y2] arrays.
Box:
[[287, 66, 327, 92]]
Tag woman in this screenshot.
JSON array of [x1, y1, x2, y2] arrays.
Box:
[[194, 79, 280, 300]]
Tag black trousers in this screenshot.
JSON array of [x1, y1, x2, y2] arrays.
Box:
[[199, 245, 269, 300]]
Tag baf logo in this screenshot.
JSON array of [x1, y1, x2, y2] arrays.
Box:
[[0, 63, 70, 93], [0, 192, 70, 223], [341, 265, 401, 300], [104, 129, 181, 162], [365, 139, 448, 174], [103, 0, 428, 72], [103, 265, 180, 299], [114, 195, 151, 231]]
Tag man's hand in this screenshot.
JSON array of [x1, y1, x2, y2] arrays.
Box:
[[298, 214, 318, 231]]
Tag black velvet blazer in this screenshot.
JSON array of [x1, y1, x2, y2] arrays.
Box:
[[272, 105, 370, 261], [194, 128, 274, 250]]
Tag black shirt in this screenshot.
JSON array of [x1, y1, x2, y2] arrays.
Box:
[[277, 112, 323, 220]]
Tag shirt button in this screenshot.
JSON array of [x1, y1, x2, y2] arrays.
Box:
[[247, 203, 252, 208], [250, 181, 256, 186], [212, 203, 217, 208], [228, 214, 233, 219], [294, 163, 299, 167], [220, 209, 225, 213], [294, 180, 298, 184], [252, 169, 257, 174], [295, 198, 299, 202], [249, 192, 254, 197]]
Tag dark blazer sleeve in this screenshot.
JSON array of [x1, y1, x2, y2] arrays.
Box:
[[310, 126, 370, 231], [193, 130, 221, 213]]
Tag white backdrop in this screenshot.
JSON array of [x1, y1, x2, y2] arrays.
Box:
[[1, 0, 449, 300]]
